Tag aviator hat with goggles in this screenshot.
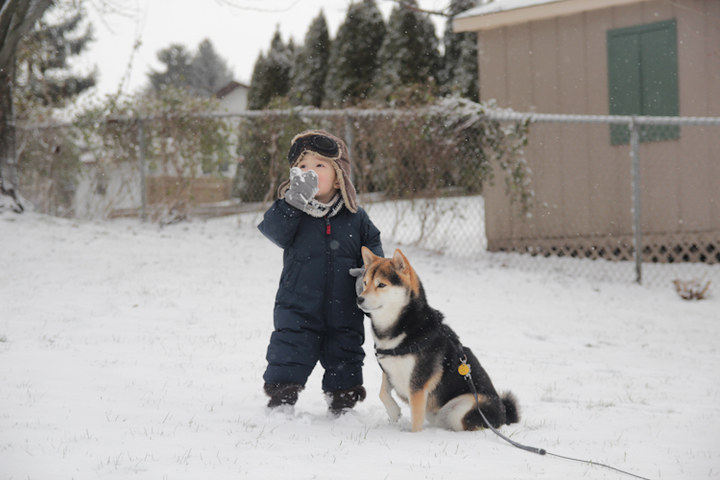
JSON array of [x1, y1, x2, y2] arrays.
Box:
[[278, 129, 358, 213]]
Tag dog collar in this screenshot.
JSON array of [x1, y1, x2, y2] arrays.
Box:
[[374, 336, 437, 357]]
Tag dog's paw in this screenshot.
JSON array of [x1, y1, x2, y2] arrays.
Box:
[[384, 402, 402, 422]]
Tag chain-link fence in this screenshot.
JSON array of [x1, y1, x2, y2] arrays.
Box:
[[16, 106, 719, 289], [477, 112, 719, 289]]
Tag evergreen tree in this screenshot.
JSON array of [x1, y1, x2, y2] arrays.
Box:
[[189, 39, 234, 96], [265, 30, 292, 101], [149, 39, 233, 96], [372, 0, 440, 102], [148, 44, 194, 92], [247, 30, 292, 109], [440, 0, 479, 101], [15, 2, 96, 108], [289, 11, 330, 107], [323, 0, 386, 107], [247, 52, 269, 110]]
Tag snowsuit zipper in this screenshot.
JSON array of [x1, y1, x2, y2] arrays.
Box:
[[323, 216, 333, 329]]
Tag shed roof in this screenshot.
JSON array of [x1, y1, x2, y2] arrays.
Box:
[[454, 0, 651, 32], [214, 80, 249, 99]]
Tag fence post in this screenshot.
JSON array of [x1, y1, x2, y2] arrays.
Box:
[[137, 118, 147, 222], [344, 113, 355, 185], [344, 113, 354, 158], [629, 118, 642, 284]]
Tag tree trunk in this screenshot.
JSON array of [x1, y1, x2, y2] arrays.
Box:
[[0, 0, 55, 213], [0, 62, 23, 212]]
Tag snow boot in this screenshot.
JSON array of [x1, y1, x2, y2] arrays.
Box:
[[264, 383, 304, 408], [326, 385, 366, 416]]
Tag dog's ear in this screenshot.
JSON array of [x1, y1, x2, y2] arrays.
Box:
[[393, 249, 422, 297], [392, 249, 411, 274], [361, 246, 379, 267]]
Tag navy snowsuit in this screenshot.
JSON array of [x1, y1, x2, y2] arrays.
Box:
[[258, 199, 383, 392]]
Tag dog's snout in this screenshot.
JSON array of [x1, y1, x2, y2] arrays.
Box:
[[357, 296, 365, 305]]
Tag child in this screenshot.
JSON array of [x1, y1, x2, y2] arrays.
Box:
[[258, 129, 383, 415]]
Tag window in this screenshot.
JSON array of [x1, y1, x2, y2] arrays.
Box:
[[607, 19, 679, 145]]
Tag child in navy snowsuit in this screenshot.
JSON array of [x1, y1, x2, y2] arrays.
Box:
[[258, 129, 383, 415]]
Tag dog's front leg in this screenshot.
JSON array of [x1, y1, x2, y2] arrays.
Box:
[[409, 388, 428, 432], [379, 372, 401, 422]]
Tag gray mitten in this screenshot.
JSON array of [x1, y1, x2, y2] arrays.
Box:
[[349, 267, 365, 296], [284, 167, 319, 212]]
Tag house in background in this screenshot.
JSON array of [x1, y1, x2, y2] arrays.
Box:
[[214, 80, 249, 114], [455, 0, 720, 264], [74, 82, 251, 220], [139, 80, 250, 216]]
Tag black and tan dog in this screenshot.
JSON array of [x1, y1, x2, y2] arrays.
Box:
[[357, 247, 519, 432]]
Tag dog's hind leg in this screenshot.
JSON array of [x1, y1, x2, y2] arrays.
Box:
[[379, 372, 401, 422], [434, 394, 479, 431]]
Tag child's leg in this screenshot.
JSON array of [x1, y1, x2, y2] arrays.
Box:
[[320, 326, 365, 414], [263, 326, 321, 407]]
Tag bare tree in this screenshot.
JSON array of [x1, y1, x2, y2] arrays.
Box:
[[0, 0, 54, 212]]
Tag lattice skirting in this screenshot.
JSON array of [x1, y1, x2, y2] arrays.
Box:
[[488, 231, 720, 264]]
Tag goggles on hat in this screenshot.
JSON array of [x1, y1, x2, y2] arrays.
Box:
[[288, 134, 340, 165]]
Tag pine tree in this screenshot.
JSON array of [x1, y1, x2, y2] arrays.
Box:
[[14, 2, 96, 108], [148, 39, 233, 97], [323, 0, 386, 107], [148, 44, 194, 92], [440, 0, 479, 101], [189, 39, 234, 96], [247, 30, 292, 109], [372, 0, 440, 102], [289, 11, 330, 107], [265, 30, 292, 101], [247, 52, 269, 110]]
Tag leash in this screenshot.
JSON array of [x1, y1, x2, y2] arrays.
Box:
[[458, 356, 654, 480]]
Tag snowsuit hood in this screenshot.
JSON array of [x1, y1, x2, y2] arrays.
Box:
[[277, 129, 358, 213]]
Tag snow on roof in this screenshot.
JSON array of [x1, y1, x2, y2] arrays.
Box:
[[456, 0, 563, 19], [454, 0, 647, 32]]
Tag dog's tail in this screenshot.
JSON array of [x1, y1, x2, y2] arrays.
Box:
[[501, 391, 520, 425]]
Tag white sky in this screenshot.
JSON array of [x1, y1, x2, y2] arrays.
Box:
[[80, 0, 451, 99]]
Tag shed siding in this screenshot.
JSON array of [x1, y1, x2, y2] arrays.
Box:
[[478, 0, 719, 262]]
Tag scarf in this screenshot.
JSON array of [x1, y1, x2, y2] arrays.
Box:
[[304, 194, 344, 218]]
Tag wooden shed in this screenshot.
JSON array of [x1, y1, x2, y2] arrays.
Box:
[[455, 0, 720, 263]]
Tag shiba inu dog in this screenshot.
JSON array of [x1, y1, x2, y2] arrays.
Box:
[[357, 247, 519, 432]]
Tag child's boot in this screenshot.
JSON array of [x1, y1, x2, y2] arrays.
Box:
[[264, 383, 304, 408], [326, 385, 366, 416]]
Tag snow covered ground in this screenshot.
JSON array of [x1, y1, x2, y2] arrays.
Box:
[[1, 211, 719, 480]]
